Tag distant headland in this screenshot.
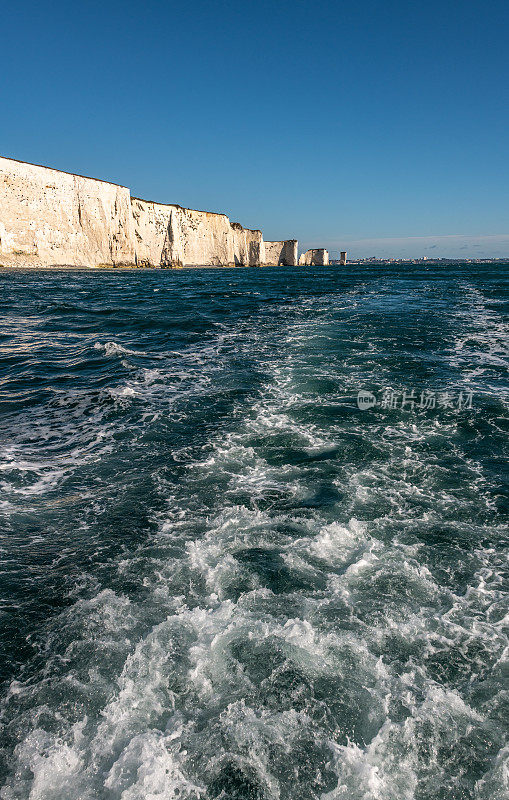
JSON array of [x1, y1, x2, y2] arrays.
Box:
[[0, 157, 344, 269]]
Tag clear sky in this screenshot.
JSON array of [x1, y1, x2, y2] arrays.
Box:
[[2, 0, 508, 258]]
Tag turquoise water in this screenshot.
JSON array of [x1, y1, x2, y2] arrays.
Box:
[[0, 264, 507, 799]]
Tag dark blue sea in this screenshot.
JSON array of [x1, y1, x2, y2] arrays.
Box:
[[0, 264, 507, 800]]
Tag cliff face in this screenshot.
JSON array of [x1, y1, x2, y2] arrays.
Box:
[[177, 208, 233, 266], [130, 199, 232, 267], [230, 223, 265, 266], [299, 248, 329, 266], [130, 198, 176, 267], [263, 240, 298, 266], [0, 157, 296, 268], [0, 158, 134, 267], [130, 200, 266, 267]]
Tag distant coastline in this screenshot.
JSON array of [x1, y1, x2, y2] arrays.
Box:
[[343, 257, 509, 265]]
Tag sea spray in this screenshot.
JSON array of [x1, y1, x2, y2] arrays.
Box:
[[0, 264, 507, 799]]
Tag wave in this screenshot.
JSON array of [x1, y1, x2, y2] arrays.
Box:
[[93, 341, 148, 357], [0, 267, 507, 799]]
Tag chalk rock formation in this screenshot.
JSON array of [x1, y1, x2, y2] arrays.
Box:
[[132, 199, 225, 267], [263, 240, 298, 266], [0, 157, 295, 269], [130, 200, 267, 267], [0, 158, 134, 267], [299, 248, 329, 266], [230, 223, 266, 267]]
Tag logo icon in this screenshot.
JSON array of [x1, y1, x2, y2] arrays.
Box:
[[357, 390, 376, 410]]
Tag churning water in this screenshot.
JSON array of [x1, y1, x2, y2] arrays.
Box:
[[0, 264, 507, 799]]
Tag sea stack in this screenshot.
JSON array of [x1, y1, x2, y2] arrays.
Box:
[[299, 248, 329, 266]]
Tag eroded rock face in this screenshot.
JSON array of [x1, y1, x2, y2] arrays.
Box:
[[0, 158, 135, 267], [130, 201, 267, 267], [130, 199, 232, 267], [230, 223, 265, 267], [298, 248, 329, 266], [130, 198, 176, 267], [263, 240, 298, 266], [0, 157, 296, 268]]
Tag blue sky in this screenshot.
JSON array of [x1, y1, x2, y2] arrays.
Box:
[[1, 0, 508, 257]]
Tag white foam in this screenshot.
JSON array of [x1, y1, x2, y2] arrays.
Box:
[[1, 285, 507, 799], [94, 341, 147, 357]]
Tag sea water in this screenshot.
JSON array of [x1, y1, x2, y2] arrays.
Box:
[[0, 264, 507, 799]]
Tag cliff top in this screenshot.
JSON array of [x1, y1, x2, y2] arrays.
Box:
[[0, 155, 130, 190]]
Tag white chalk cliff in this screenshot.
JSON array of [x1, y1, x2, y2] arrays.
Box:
[[263, 240, 298, 267], [299, 248, 329, 266], [0, 157, 298, 268]]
